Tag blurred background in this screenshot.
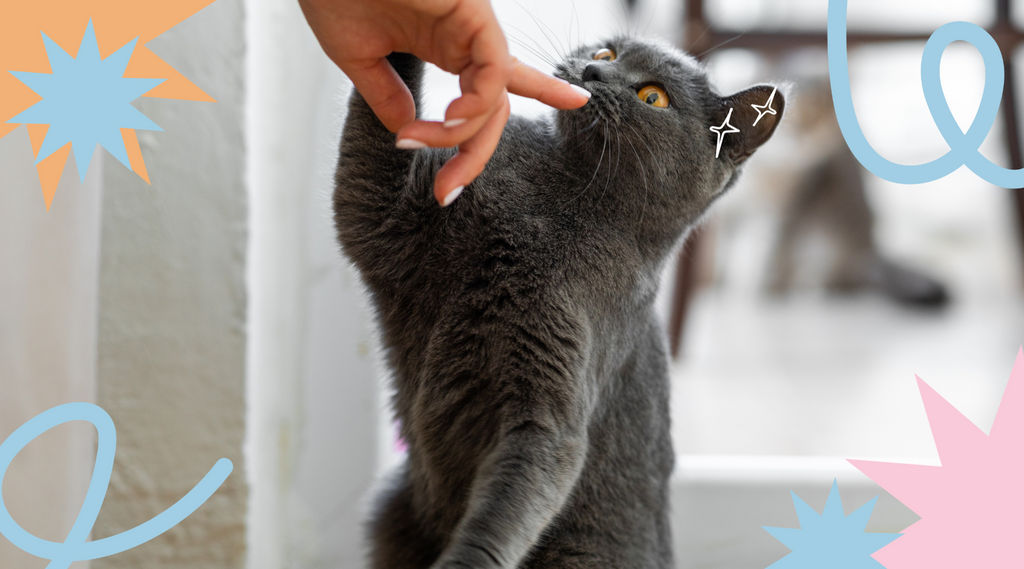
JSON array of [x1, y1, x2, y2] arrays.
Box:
[[2, 0, 1023, 568]]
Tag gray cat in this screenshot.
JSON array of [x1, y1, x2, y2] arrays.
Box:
[[333, 38, 783, 569]]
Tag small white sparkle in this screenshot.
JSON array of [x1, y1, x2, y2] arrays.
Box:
[[710, 107, 741, 159], [751, 87, 778, 127]]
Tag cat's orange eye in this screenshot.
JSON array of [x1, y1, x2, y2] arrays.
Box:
[[638, 85, 669, 108], [593, 48, 616, 62]]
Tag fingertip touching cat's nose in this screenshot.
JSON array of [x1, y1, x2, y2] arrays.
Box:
[[582, 63, 607, 84]]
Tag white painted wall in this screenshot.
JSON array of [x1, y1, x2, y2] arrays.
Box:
[[90, 1, 248, 567], [245, 1, 384, 568], [0, 127, 101, 569], [1, 3, 251, 569]]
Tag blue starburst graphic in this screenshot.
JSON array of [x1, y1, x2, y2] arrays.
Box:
[[762, 480, 902, 569], [7, 19, 164, 182]]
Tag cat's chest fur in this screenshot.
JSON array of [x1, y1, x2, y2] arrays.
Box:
[[372, 121, 662, 386]]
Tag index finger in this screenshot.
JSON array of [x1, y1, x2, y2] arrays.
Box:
[[506, 58, 591, 110]]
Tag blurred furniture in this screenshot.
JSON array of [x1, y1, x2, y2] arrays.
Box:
[[669, 0, 1024, 357]]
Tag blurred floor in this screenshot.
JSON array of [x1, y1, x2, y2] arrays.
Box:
[[672, 291, 1024, 459]]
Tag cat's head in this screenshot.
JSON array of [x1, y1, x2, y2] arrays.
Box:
[[552, 37, 783, 242]]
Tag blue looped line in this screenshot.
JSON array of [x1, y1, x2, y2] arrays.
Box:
[[0, 403, 232, 568], [828, 0, 1024, 188]]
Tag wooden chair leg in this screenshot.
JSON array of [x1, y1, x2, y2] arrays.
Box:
[[999, 36, 1024, 279], [666, 0, 710, 360], [668, 229, 702, 359]]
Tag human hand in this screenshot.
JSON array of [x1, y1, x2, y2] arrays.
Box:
[[298, 0, 591, 205]]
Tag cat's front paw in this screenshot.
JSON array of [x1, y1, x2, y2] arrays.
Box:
[[430, 542, 506, 569]]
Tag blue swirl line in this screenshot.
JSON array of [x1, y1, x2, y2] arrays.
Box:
[[828, 0, 1024, 188], [0, 403, 232, 568]]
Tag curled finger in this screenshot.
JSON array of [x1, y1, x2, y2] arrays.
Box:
[[433, 92, 511, 206]]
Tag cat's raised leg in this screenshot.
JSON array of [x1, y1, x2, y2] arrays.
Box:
[[334, 53, 451, 285], [425, 311, 592, 569], [430, 423, 587, 569]]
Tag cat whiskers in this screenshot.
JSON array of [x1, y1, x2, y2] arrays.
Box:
[[625, 136, 649, 229], [567, 117, 601, 140], [512, 0, 568, 60], [624, 122, 662, 229], [639, 0, 659, 38], [696, 32, 748, 59], [561, 119, 609, 211], [593, 0, 632, 40], [507, 33, 561, 70], [597, 121, 622, 207], [624, 122, 663, 179], [569, 0, 581, 56], [573, 116, 604, 157]]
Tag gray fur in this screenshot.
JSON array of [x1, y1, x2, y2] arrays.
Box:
[[333, 38, 783, 569]]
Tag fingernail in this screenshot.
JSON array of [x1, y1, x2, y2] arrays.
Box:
[[442, 186, 464, 207], [396, 138, 427, 149], [570, 85, 592, 99], [443, 118, 468, 128]]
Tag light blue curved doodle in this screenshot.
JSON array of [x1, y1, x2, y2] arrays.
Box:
[[828, 0, 1024, 188], [0, 403, 232, 569]]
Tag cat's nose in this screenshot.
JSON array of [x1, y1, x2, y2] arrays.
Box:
[[582, 63, 607, 83]]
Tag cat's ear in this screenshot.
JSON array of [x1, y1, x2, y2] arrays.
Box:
[[712, 85, 785, 163]]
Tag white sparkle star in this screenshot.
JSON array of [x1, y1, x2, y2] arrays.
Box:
[[710, 107, 741, 159], [751, 87, 778, 127]]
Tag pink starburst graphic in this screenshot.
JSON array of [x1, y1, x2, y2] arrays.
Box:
[[849, 348, 1024, 569]]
